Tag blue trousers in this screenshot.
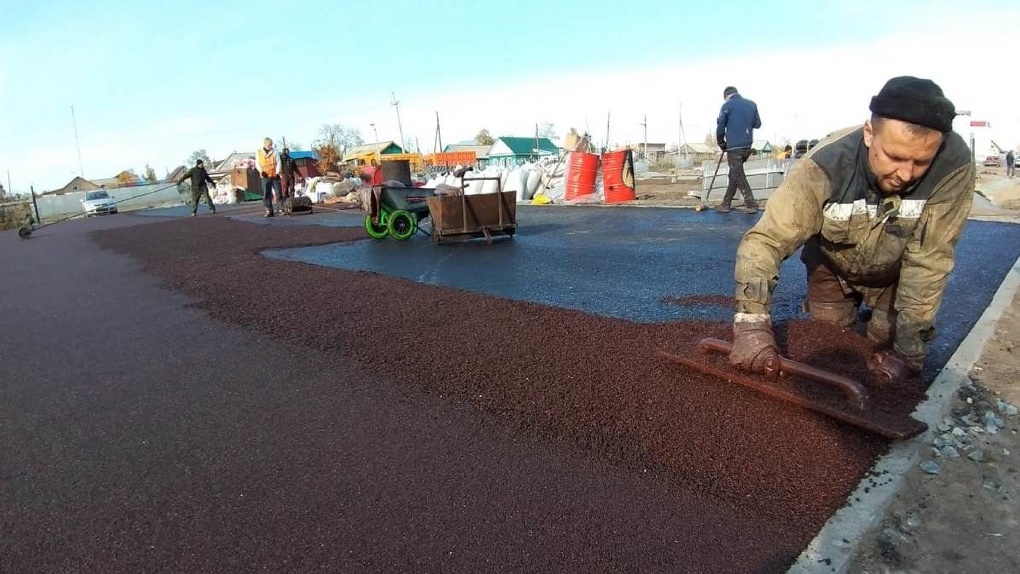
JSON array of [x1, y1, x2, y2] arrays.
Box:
[[263, 176, 281, 213]]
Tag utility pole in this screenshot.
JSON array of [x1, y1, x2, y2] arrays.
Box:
[[391, 92, 405, 153], [534, 123, 540, 161], [678, 101, 689, 161], [605, 111, 611, 153], [434, 112, 443, 154], [370, 123, 380, 163], [71, 105, 84, 177], [6, 169, 11, 196], [957, 110, 974, 164], [640, 114, 648, 160]]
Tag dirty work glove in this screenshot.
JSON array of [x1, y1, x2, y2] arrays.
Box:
[[729, 318, 780, 379], [718, 141, 727, 152], [261, 171, 269, 178], [867, 349, 922, 383]]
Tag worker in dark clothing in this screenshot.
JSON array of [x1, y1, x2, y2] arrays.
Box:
[[716, 86, 762, 213], [279, 148, 303, 206], [729, 76, 972, 384], [179, 159, 217, 216]]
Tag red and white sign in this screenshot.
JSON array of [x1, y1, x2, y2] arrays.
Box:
[[970, 120, 991, 128]]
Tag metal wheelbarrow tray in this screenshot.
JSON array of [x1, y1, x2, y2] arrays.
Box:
[[426, 185, 516, 246]]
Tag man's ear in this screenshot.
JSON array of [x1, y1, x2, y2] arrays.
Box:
[[863, 120, 874, 148]]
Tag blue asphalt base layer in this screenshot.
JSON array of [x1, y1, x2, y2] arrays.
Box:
[[265, 205, 1020, 380]]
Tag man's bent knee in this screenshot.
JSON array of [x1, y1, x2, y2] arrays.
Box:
[[806, 300, 856, 328]]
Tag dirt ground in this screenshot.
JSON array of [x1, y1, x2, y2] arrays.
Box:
[[849, 289, 1020, 574], [850, 168, 1020, 574], [629, 176, 705, 206]]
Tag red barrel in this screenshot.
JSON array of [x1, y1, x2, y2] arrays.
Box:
[[602, 149, 636, 203], [360, 165, 384, 185], [564, 152, 599, 200]]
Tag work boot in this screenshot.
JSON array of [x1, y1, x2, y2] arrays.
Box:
[[735, 205, 758, 214], [716, 204, 732, 213]]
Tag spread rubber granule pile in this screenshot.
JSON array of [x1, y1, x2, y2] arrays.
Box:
[[92, 217, 931, 571]]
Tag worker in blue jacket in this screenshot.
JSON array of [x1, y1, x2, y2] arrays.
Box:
[[716, 86, 762, 213]]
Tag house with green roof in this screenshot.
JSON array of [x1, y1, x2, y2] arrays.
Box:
[[485, 136, 560, 168]]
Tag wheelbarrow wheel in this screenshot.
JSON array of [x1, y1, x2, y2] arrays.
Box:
[[387, 210, 416, 241], [365, 214, 389, 239]]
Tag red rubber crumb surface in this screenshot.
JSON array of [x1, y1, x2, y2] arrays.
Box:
[[90, 217, 930, 571]]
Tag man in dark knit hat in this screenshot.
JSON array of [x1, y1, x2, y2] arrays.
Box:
[[727, 76, 972, 383]]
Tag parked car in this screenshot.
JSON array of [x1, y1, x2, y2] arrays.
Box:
[[81, 190, 118, 217], [984, 155, 1001, 167]]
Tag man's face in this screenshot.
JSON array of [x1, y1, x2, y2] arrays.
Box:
[[863, 118, 943, 195], [264, 139, 273, 150]]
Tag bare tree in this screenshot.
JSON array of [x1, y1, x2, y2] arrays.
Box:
[[144, 164, 157, 184], [188, 149, 212, 166], [537, 121, 558, 141], [314, 124, 363, 174], [704, 131, 720, 150], [279, 136, 304, 151], [474, 129, 495, 145]]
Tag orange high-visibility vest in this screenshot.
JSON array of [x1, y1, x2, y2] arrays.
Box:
[[258, 148, 278, 177]]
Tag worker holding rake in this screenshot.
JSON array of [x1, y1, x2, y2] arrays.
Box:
[[729, 76, 973, 384]]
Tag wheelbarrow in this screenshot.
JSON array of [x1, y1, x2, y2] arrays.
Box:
[[362, 184, 437, 241], [425, 175, 517, 245]]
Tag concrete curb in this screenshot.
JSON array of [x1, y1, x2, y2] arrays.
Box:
[[788, 253, 1020, 574]]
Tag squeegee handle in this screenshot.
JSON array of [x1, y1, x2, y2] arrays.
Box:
[[697, 338, 868, 410]]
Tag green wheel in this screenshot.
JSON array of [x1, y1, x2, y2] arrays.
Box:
[[387, 210, 416, 241], [365, 214, 388, 239]]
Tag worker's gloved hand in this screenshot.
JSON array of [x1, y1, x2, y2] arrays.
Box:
[[730, 319, 780, 379], [718, 141, 727, 152], [261, 171, 269, 178], [867, 349, 922, 383]]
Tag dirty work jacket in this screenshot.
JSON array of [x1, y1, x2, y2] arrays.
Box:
[[182, 166, 215, 191], [734, 125, 974, 360]]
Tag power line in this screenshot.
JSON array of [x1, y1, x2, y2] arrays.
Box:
[[71, 105, 84, 177]]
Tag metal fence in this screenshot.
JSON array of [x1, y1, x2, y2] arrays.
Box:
[[698, 157, 793, 201], [33, 183, 188, 220]]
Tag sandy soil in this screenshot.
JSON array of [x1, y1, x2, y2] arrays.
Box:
[[629, 177, 704, 206], [976, 167, 1020, 210], [630, 170, 1020, 574], [849, 287, 1020, 574]]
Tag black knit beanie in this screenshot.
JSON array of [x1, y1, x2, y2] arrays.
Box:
[[869, 76, 956, 133]]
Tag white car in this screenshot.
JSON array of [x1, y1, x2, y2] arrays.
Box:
[[81, 190, 118, 217]]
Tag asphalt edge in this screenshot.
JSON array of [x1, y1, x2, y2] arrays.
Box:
[[787, 252, 1020, 574]]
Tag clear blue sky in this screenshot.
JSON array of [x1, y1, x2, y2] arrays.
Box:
[[0, 0, 1011, 191]]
